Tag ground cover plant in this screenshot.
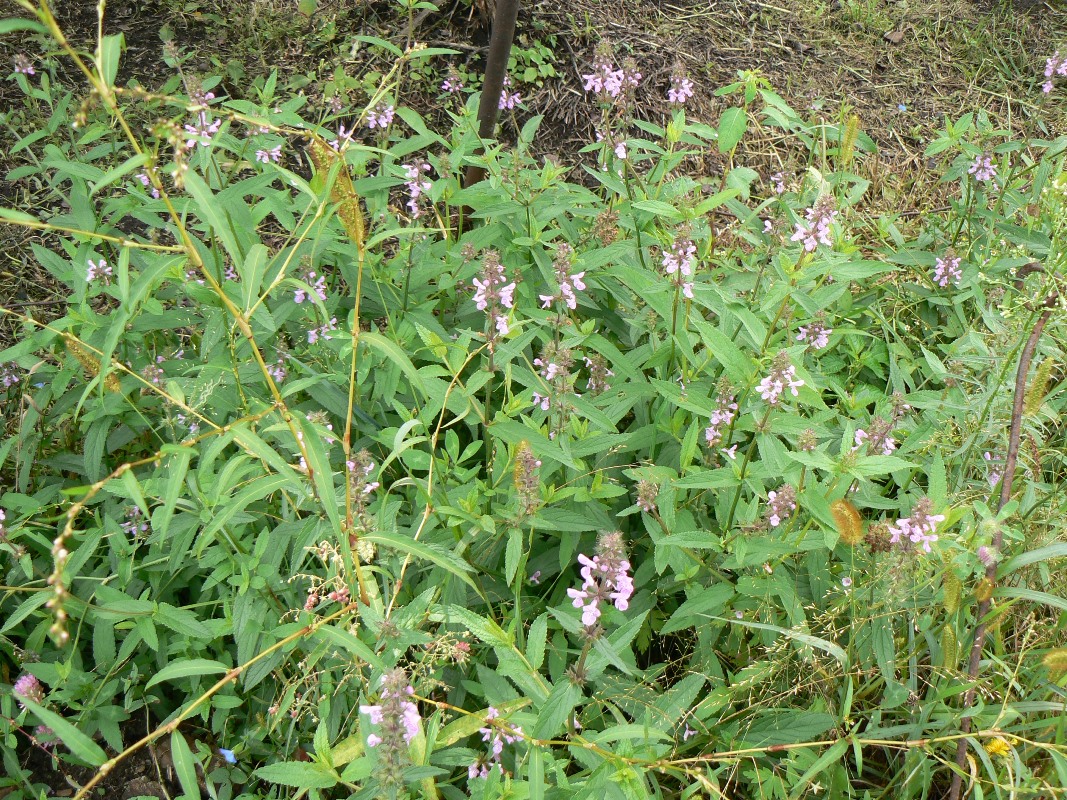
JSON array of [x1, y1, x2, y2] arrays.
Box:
[[2, 1, 1067, 798]]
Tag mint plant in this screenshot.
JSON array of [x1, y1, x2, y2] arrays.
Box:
[[1, 4, 1066, 799]]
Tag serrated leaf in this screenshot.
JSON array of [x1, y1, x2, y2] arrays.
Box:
[[253, 761, 340, 789], [145, 658, 229, 689], [526, 613, 548, 670], [18, 697, 107, 766], [741, 710, 834, 747], [532, 680, 580, 739], [364, 531, 478, 592]]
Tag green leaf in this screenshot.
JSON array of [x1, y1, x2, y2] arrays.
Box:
[[999, 543, 1067, 577], [364, 531, 478, 591], [145, 658, 229, 689], [526, 613, 548, 670], [240, 243, 269, 313], [532, 679, 580, 739], [18, 697, 107, 766], [253, 761, 341, 789], [724, 616, 849, 668], [741, 710, 834, 747], [788, 738, 850, 799], [197, 473, 290, 555], [717, 107, 748, 153], [183, 171, 244, 265], [0, 18, 49, 35], [361, 331, 427, 397], [96, 33, 125, 88], [170, 731, 201, 799], [155, 602, 213, 640], [156, 446, 192, 540], [994, 586, 1067, 613]]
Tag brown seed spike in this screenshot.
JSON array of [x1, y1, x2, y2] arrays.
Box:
[[830, 499, 864, 546]]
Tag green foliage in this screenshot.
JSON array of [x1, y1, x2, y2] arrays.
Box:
[[1, 5, 1067, 800]]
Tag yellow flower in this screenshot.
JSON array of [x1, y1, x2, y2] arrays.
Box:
[[984, 737, 1011, 758]]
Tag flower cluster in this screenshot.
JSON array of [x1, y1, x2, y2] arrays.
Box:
[[566, 531, 634, 629], [401, 162, 432, 218], [932, 254, 962, 287], [121, 506, 150, 537], [330, 124, 355, 151], [472, 250, 516, 342], [765, 485, 796, 528], [13, 673, 44, 709], [539, 243, 587, 310], [469, 707, 524, 780], [86, 258, 112, 285], [307, 317, 338, 344], [888, 497, 944, 553], [294, 269, 327, 304], [12, 54, 34, 76], [1043, 50, 1067, 94], [366, 103, 395, 129], [968, 153, 997, 183], [184, 94, 221, 149], [255, 145, 282, 163], [582, 45, 641, 102], [361, 669, 421, 788], [796, 314, 832, 350], [583, 353, 614, 395], [532, 343, 576, 421], [667, 70, 694, 105], [661, 234, 697, 298], [790, 196, 837, 252], [0, 363, 20, 388], [704, 389, 738, 448], [635, 480, 658, 514], [441, 70, 464, 94], [498, 74, 521, 111], [757, 352, 804, 406], [853, 416, 897, 456], [136, 171, 160, 198]]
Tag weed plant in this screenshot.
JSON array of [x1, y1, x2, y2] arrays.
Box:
[[1, 3, 1067, 799]]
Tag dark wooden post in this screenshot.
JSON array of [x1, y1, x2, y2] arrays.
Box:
[[461, 0, 520, 197]]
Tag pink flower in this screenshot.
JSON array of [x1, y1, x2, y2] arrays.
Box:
[[135, 171, 160, 198], [12, 54, 34, 76], [888, 498, 944, 553], [366, 103, 395, 129], [932, 254, 962, 287], [255, 146, 282, 163], [567, 533, 633, 630], [790, 196, 837, 252], [401, 162, 432, 218], [498, 75, 521, 110], [329, 124, 354, 150], [1042, 50, 1067, 94], [758, 354, 804, 406], [796, 317, 831, 350], [184, 112, 221, 148], [86, 258, 112, 285], [766, 485, 796, 528], [968, 153, 997, 183], [13, 673, 44, 709], [668, 73, 694, 105]]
